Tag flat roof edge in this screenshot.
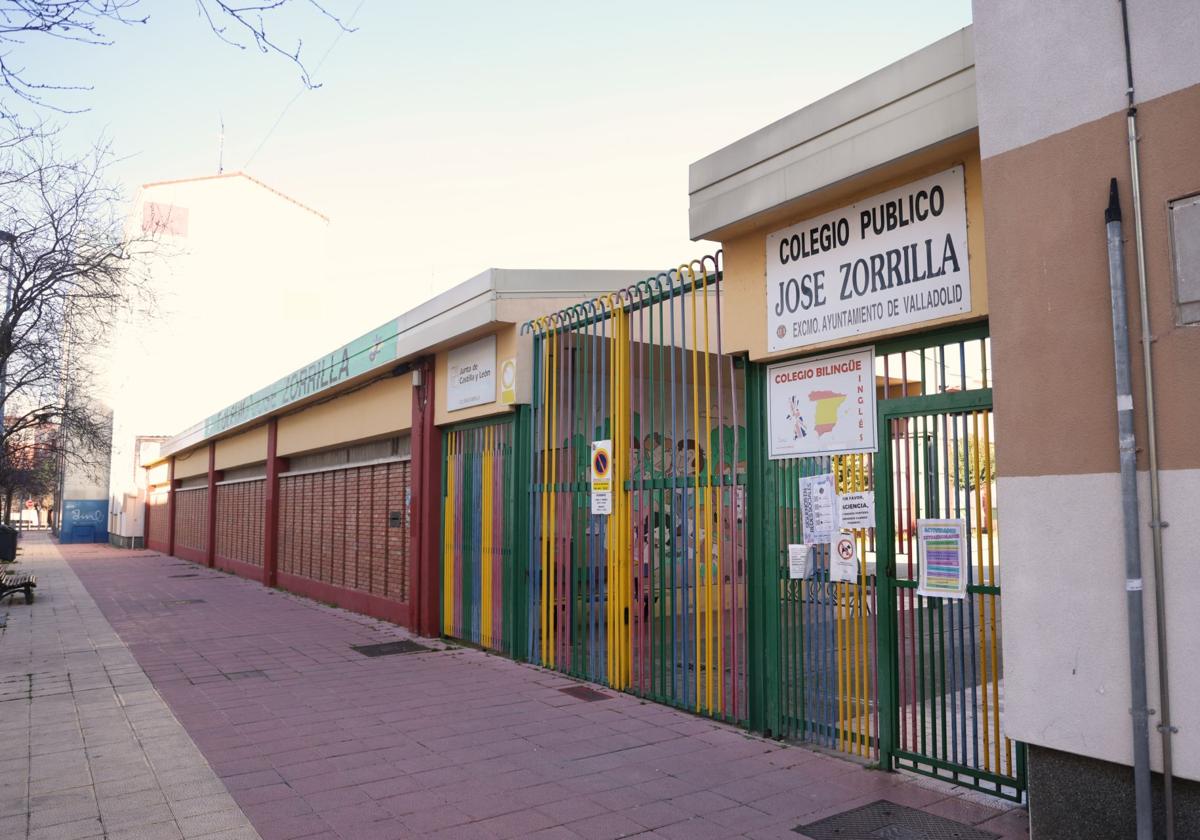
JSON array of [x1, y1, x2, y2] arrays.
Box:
[[155, 267, 659, 459], [689, 25, 974, 195]]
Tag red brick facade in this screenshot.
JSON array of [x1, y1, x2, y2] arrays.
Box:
[[215, 480, 265, 570], [278, 461, 410, 603], [173, 488, 208, 562], [147, 490, 171, 552]]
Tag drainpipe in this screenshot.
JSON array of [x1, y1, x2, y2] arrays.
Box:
[[1106, 178, 1152, 840], [1118, 4, 1175, 837]]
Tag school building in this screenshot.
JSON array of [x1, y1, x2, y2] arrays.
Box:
[[142, 7, 1198, 838]]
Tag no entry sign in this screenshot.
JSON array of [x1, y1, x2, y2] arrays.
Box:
[[591, 439, 612, 515]]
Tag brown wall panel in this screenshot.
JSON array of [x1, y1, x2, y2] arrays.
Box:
[[982, 83, 1200, 477]]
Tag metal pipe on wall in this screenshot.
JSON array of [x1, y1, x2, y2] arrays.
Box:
[[1105, 178, 1153, 840], [1117, 3, 1175, 837]]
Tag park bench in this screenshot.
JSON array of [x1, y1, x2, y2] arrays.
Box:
[[0, 571, 36, 603]]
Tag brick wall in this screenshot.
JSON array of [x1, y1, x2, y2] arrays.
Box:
[[147, 489, 170, 550], [173, 488, 208, 553], [278, 461, 410, 602], [215, 480, 264, 567]]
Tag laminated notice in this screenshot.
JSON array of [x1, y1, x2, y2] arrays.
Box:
[[787, 544, 810, 580]]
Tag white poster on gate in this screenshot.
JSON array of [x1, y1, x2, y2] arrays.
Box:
[[767, 348, 877, 459], [798, 472, 836, 544], [447, 335, 497, 410], [765, 167, 971, 353], [787, 544, 810, 580], [836, 491, 875, 531]]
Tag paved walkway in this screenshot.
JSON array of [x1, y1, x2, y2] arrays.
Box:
[[0, 534, 258, 840], [3, 535, 1029, 839]]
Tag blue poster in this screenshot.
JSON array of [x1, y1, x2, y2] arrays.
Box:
[[61, 499, 109, 544]]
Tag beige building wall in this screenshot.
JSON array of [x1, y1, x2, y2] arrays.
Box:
[[146, 462, 170, 487], [974, 0, 1200, 797], [214, 425, 269, 471], [173, 446, 208, 479], [720, 134, 988, 361], [277, 373, 413, 457], [983, 85, 1200, 784]]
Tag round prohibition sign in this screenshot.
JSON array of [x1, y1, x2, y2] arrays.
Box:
[[592, 449, 610, 477], [836, 538, 855, 561]]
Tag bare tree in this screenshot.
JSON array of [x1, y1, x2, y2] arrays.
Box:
[[0, 0, 353, 120], [0, 424, 58, 524], [0, 130, 151, 523]]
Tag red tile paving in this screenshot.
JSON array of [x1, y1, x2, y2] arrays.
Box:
[[60, 541, 1030, 839]]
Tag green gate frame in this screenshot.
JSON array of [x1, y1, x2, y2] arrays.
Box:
[[744, 322, 1026, 801]]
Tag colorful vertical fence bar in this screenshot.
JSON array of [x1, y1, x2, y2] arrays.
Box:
[[524, 252, 748, 724], [442, 420, 512, 652]]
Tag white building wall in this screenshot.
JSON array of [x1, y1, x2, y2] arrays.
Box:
[[107, 173, 357, 540], [999, 469, 1200, 781]]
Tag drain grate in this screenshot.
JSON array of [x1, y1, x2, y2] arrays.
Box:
[[796, 801, 999, 840], [558, 685, 611, 702], [351, 640, 431, 657], [169, 573, 200, 578], [163, 599, 205, 606], [223, 669, 266, 680]]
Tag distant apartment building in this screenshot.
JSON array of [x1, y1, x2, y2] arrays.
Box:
[[108, 172, 339, 546]]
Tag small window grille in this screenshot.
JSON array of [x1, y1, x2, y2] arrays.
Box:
[[286, 434, 410, 473]]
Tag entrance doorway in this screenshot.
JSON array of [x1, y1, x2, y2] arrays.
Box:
[[763, 325, 1025, 801]]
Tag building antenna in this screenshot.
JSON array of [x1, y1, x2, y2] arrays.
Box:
[[218, 114, 225, 175]]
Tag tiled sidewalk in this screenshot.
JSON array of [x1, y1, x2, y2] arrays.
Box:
[[0, 534, 258, 840], [47, 537, 1030, 839]]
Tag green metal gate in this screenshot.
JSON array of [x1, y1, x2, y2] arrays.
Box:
[[752, 325, 1025, 801]]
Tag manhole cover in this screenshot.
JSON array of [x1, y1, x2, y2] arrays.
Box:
[[223, 670, 266, 680], [163, 599, 205, 606], [558, 685, 611, 702], [169, 573, 200, 578], [796, 800, 999, 840], [351, 640, 430, 657]]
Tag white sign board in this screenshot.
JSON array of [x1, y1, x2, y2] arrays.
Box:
[[836, 491, 875, 531], [766, 167, 971, 352], [916, 518, 968, 599], [787, 544, 810, 580], [799, 473, 836, 544], [447, 335, 497, 410], [830, 533, 859, 583], [590, 439, 613, 515], [768, 348, 877, 459]]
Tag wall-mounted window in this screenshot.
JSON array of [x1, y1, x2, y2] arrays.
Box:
[[286, 435, 411, 474], [222, 463, 267, 482], [1169, 193, 1200, 325]]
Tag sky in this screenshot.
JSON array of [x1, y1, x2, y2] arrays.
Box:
[[13, 0, 973, 441], [24, 1, 972, 333]]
